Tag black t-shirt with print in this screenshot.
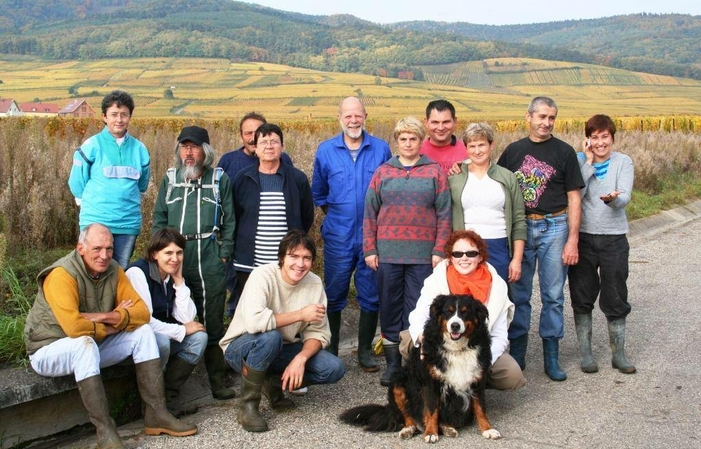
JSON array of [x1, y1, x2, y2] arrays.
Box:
[[497, 136, 584, 215]]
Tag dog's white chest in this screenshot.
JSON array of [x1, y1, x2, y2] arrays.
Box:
[[442, 346, 482, 391]]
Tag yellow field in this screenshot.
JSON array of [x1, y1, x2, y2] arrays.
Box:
[[2, 56, 701, 121]]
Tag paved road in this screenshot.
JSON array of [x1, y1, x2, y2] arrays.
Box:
[[63, 209, 701, 449]]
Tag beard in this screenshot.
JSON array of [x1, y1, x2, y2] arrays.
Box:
[[182, 163, 203, 180], [341, 123, 364, 140]]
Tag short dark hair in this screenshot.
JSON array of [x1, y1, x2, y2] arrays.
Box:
[[528, 96, 557, 114], [239, 112, 267, 134], [425, 99, 456, 119], [277, 230, 316, 267], [147, 228, 187, 262], [585, 114, 616, 142], [101, 90, 135, 115], [254, 123, 284, 146], [444, 230, 489, 263]]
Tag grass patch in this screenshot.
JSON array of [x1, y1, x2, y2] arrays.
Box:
[[628, 172, 701, 220], [0, 267, 31, 366]]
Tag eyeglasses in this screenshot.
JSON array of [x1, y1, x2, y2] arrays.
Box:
[[106, 112, 130, 119], [451, 250, 480, 258], [179, 143, 202, 151], [256, 139, 282, 148]]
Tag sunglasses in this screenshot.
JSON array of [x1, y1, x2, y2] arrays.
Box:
[[451, 250, 480, 258]]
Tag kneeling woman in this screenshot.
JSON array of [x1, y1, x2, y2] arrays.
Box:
[[406, 230, 525, 390], [126, 228, 208, 416]]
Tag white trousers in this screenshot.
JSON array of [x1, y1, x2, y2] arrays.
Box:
[[29, 325, 159, 382]]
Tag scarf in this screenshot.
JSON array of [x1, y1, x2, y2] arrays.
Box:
[[446, 263, 492, 304]]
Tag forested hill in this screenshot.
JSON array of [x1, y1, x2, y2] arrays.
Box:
[[1, 0, 699, 80]]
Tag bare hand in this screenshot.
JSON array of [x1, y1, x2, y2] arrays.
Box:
[[365, 255, 378, 271], [600, 191, 621, 203], [103, 325, 119, 336], [447, 162, 462, 176], [116, 300, 133, 309], [562, 240, 579, 266], [507, 259, 522, 283], [281, 356, 306, 391], [80, 312, 108, 322], [171, 262, 184, 286], [431, 255, 443, 268], [299, 304, 326, 323], [184, 321, 205, 335], [582, 139, 593, 164]]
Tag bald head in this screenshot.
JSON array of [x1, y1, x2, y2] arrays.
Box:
[[338, 97, 367, 142]]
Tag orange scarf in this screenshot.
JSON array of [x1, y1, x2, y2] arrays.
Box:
[[446, 263, 492, 304]]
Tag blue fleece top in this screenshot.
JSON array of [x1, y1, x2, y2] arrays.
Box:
[[68, 126, 150, 235]]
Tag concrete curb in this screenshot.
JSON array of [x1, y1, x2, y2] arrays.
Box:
[[627, 199, 701, 244]]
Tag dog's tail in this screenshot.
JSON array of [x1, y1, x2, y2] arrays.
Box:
[[339, 404, 405, 432]]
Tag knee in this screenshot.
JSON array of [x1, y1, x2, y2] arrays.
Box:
[[317, 353, 346, 384]]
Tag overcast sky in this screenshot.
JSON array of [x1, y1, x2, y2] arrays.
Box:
[[246, 0, 701, 25]]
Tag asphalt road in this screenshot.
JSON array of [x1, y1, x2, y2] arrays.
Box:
[[61, 206, 701, 449]]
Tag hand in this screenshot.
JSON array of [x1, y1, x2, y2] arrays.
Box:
[[299, 304, 326, 323], [116, 300, 133, 309], [103, 325, 119, 336], [281, 355, 306, 391], [446, 162, 462, 176], [507, 258, 522, 283], [562, 240, 579, 266], [183, 321, 205, 335], [80, 312, 108, 322], [431, 255, 443, 268], [582, 139, 593, 164], [171, 262, 184, 286], [600, 191, 621, 203], [365, 255, 378, 271]]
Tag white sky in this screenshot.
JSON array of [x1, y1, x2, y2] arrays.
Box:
[[246, 0, 701, 25]]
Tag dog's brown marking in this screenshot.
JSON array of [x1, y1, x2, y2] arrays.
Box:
[[392, 385, 416, 429], [471, 394, 494, 433], [422, 407, 439, 441]]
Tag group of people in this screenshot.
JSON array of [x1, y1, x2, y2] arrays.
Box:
[[24, 90, 636, 445]]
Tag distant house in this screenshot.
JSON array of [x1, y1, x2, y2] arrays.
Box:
[[59, 99, 95, 118], [0, 99, 24, 117], [20, 102, 59, 116]]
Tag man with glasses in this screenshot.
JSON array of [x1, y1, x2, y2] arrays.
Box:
[[153, 126, 237, 400], [230, 123, 314, 307], [69, 90, 150, 268]]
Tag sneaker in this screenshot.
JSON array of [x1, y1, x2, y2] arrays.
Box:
[[290, 387, 308, 396]]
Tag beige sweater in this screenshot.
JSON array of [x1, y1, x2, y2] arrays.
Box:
[[219, 263, 330, 352]]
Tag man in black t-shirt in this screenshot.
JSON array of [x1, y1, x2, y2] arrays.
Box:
[[497, 96, 584, 382]]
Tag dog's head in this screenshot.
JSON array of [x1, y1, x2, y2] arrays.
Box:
[[428, 294, 489, 345]]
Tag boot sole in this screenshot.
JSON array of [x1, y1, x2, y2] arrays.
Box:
[[360, 364, 380, 373], [144, 427, 198, 437]]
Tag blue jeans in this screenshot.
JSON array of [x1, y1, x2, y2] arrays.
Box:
[[112, 234, 138, 269], [223, 331, 346, 385], [155, 330, 208, 369], [508, 214, 569, 341], [483, 237, 510, 283]]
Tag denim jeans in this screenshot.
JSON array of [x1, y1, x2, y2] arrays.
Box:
[[483, 237, 510, 284], [112, 233, 138, 269], [508, 214, 569, 341], [568, 233, 631, 320], [29, 325, 160, 382], [223, 330, 345, 385], [155, 330, 209, 369]]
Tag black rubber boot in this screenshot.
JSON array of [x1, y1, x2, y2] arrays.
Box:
[[608, 318, 636, 374], [509, 334, 528, 370], [574, 313, 599, 373], [135, 359, 198, 437], [164, 357, 199, 416], [204, 345, 236, 399], [542, 339, 567, 381], [77, 375, 125, 449], [238, 363, 268, 432], [327, 311, 342, 356], [357, 310, 380, 372], [262, 373, 297, 411], [380, 341, 401, 387]]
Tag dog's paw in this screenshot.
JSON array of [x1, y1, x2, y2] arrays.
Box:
[[482, 428, 501, 440], [423, 433, 439, 444], [440, 424, 458, 437], [399, 425, 418, 439]]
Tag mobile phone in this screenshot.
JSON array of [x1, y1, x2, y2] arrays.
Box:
[[586, 138, 591, 148]]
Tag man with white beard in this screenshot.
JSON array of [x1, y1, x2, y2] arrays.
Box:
[[153, 126, 237, 401], [311, 97, 391, 373]]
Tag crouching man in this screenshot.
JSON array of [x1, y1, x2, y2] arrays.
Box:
[[24, 223, 196, 449], [220, 230, 346, 432]]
